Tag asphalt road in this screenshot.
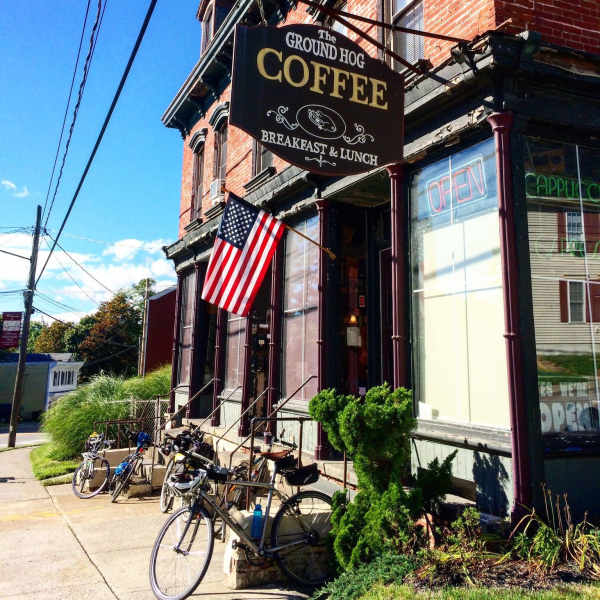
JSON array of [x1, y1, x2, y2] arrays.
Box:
[[0, 421, 49, 448], [0, 447, 309, 600]]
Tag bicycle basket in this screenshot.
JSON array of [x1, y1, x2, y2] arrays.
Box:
[[284, 463, 319, 486]]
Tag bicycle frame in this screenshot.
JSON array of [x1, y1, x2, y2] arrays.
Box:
[[183, 465, 302, 556]]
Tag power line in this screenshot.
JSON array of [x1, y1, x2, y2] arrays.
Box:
[[36, 0, 158, 285], [32, 306, 68, 324], [46, 234, 115, 295], [36, 291, 80, 314], [0, 290, 25, 295], [0, 248, 29, 261], [43, 0, 103, 229], [41, 237, 100, 305], [41, 0, 93, 222]]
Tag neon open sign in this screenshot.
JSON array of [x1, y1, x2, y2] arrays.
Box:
[[426, 156, 486, 216]]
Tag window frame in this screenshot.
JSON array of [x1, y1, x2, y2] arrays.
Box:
[[568, 280, 585, 323], [192, 145, 205, 219], [213, 121, 228, 182], [252, 140, 273, 177], [201, 5, 214, 54], [390, 0, 425, 70]]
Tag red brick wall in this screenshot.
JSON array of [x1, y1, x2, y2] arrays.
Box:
[[177, 0, 600, 238], [496, 0, 600, 56]]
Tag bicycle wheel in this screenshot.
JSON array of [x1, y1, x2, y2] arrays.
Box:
[[110, 465, 133, 503], [270, 490, 333, 587], [160, 458, 175, 513], [72, 457, 110, 499], [149, 505, 214, 600]]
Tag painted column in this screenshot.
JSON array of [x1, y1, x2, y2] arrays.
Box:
[[487, 112, 531, 512], [238, 316, 253, 437], [315, 200, 328, 460], [187, 263, 208, 419], [387, 164, 409, 388], [211, 308, 226, 426], [169, 273, 183, 413], [266, 246, 283, 443]]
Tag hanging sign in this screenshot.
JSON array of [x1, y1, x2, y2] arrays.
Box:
[[0, 312, 22, 349], [230, 24, 404, 176]]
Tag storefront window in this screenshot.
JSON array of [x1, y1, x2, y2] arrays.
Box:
[[525, 139, 600, 438], [176, 271, 195, 386], [410, 137, 510, 428], [224, 314, 246, 390], [282, 216, 319, 404]]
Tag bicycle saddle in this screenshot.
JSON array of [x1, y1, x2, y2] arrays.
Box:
[[258, 449, 292, 460]]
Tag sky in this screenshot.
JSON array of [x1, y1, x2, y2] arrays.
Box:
[[0, 0, 201, 323]]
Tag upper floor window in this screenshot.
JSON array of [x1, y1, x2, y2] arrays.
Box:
[[252, 141, 273, 176], [193, 147, 205, 219], [213, 121, 228, 182], [392, 0, 424, 70], [201, 6, 214, 54]]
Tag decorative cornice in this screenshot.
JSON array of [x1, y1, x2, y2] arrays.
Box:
[[189, 128, 208, 152], [208, 101, 229, 129]]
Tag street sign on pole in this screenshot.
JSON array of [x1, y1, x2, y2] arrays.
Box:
[[0, 312, 23, 349]]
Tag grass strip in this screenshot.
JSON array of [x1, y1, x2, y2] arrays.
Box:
[[41, 473, 74, 486], [359, 583, 600, 600], [30, 443, 79, 480], [0, 442, 43, 453]]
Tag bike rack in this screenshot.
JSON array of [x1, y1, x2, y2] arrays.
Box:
[[163, 377, 215, 430]]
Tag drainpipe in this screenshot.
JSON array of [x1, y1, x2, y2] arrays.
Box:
[[211, 308, 226, 426], [487, 112, 531, 513], [315, 199, 329, 460], [266, 246, 283, 445], [169, 273, 183, 413], [387, 164, 409, 388]]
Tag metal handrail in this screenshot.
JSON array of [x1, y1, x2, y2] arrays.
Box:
[[191, 384, 242, 434], [225, 374, 317, 470], [163, 377, 215, 430]]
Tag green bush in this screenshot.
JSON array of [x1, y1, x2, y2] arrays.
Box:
[[309, 385, 455, 572], [312, 551, 418, 600], [30, 444, 79, 480], [42, 366, 170, 459]]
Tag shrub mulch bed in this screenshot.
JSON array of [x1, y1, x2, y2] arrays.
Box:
[[409, 558, 590, 591]]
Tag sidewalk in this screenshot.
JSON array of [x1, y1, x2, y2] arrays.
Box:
[[0, 448, 308, 599]]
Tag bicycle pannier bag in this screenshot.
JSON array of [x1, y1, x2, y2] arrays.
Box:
[[284, 462, 319, 486]]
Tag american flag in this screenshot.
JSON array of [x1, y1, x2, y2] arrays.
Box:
[[201, 193, 285, 316]]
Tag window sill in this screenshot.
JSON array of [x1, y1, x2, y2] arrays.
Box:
[[243, 166, 277, 194], [203, 201, 226, 221], [413, 419, 512, 456], [184, 217, 204, 233]]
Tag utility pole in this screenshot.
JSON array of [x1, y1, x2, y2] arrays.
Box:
[[138, 278, 150, 376], [8, 205, 42, 448]]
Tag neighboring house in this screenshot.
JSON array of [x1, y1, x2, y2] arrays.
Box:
[[0, 353, 55, 421], [140, 286, 177, 376], [46, 353, 84, 409], [161, 0, 600, 520]]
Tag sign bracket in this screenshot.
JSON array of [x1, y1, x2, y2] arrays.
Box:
[[298, 0, 466, 87]]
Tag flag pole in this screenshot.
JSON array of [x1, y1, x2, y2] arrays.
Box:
[[284, 223, 336, 260]]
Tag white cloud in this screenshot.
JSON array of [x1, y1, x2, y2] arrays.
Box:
[[14, 186, 29, 198], [1, 179, 29, 198], [32, 310, 88, 324], [103, 238, 145, 261]]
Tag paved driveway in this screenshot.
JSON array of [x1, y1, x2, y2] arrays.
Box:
[[0, 448, 308, 599]]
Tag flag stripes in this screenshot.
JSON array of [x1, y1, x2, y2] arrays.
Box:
[[201, 194, 285, 317]]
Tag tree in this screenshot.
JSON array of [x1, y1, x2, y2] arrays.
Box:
[[64, 315, 98, 355], [27, 322, 44, 353], [78, 293, 141, 378], [33, 321, 74, 353], [125, 278, 156, 315]]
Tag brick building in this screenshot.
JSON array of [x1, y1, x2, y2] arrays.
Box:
[[162, 0, 600, 519]]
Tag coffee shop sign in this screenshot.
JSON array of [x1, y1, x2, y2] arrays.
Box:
[[230, 24, 405, 176]]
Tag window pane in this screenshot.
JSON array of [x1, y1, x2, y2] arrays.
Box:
[[224, 314, 246, 390], [393, 2, 424, 68], [525, 139, 600, 437], [282, 215, 319, 403], [411, 138, 509, 427], [176, 271, 196, 385]]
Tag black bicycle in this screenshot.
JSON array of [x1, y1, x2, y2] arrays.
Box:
[[110, 431, 151, 503], [72, 432, 113, 499], [149, 448, 332, 600]]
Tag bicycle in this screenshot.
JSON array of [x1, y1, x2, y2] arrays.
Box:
[[72, 432, 113, 499], [110, 431, 151, 503], [149, 448, 332, 600]]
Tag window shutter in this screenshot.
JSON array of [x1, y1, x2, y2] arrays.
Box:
[[559, 280, 568, 322], [584, 211, 600, 254]]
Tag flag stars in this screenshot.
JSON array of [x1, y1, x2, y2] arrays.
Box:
[[218, 198, 258, 250]]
